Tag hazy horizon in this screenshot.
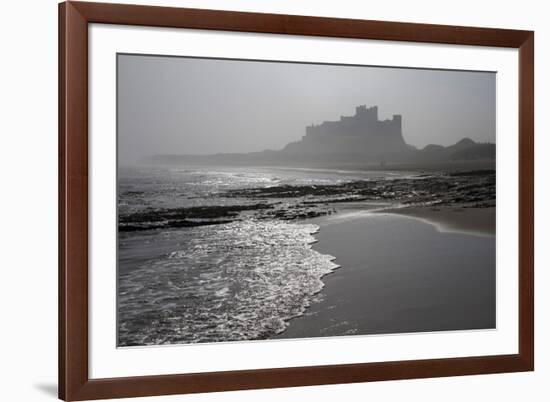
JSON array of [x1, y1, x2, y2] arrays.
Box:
[[118, 54, 496, 166]]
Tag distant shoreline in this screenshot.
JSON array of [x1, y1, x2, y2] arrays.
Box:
[[138, 159, 496, 174]]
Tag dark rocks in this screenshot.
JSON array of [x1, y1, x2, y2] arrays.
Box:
[[119, 170, 495, 232], [119, 204, 271, 231], [223, 170, 495, 208], [449, 169, 495, 177]]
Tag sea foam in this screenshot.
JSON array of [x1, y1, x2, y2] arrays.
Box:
[[118, 220, 338, 346]]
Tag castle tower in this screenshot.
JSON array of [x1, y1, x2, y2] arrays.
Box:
[[368, 106, 379, 121], [392, 114, 402, 132]]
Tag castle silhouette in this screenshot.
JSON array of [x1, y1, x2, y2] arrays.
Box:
[[282, 105, 409, 157], [151, 104, 494, 166]]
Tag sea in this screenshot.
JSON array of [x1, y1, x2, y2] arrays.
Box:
[[117, 165, 402, 346]]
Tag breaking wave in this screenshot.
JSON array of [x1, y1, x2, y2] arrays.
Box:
[[118, 220, 338, 346]]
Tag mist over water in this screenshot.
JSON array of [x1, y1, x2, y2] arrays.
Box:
[[118, 55, 496, 165]]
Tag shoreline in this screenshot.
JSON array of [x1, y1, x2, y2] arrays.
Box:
[[375, 205, 495, 236], [321, 202, 495, 237], [276, 206, 496, 339]]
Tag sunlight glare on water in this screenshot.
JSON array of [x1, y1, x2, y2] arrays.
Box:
[[118, 220, 338, 346]]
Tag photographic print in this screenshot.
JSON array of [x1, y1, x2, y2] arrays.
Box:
[[117, 54, 496, 347]]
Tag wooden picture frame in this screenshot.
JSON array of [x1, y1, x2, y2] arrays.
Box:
[[59, 1, 534, 400]]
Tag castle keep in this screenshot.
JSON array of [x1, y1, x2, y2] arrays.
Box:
[[283, 106, 409, 157]]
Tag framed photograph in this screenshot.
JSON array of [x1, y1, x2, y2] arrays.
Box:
[[59, 1, 534, 400]]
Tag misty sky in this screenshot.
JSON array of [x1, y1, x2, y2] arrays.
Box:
[[118, 54, 496, 165]]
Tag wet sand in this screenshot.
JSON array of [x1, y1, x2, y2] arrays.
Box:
[[276, 210, 496, 339], [380, 206, 495, 236]]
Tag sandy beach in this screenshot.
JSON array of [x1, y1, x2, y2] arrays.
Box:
[[277, 207, 496, 339], [119, 165, 497, 344], [379, 206, 495, 236]]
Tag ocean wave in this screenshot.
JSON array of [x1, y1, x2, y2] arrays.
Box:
[[118, 220, 338, 346]]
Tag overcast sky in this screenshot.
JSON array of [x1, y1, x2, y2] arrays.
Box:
[[118, 54, 496, 165]]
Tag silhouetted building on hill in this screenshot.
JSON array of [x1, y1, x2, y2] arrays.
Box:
[[282, 105, 409, 159], [150, 104, 495, 168]]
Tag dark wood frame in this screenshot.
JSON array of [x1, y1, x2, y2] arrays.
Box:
[[59, 1, 534, 400]]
